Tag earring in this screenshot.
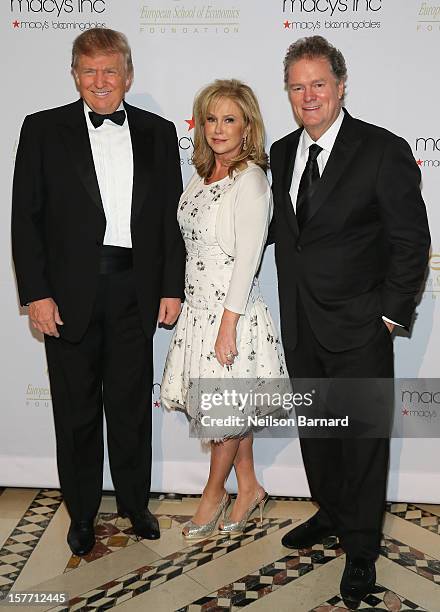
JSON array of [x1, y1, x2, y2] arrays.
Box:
[[242, 135, 248, 150]]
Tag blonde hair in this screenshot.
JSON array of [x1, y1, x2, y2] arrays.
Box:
[[71, 27, 133, 76], [192, 79, 268, 179]]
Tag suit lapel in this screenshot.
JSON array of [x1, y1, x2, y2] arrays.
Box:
[[125, 102, 153, 221], [300, 112, 363, 229], [282, 130, 301, 238], [58, 99, 104, 213]]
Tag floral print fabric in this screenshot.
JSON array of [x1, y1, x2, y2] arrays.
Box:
[[160, 173, 289, 439]]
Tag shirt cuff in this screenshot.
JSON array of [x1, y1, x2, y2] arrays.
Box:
[[382, 316, 403, 327]]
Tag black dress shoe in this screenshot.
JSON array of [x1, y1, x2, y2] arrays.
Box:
[[281, 511, 334, 549], [67, 520, 95, 556], [119, 506, 160, 540], [340, 557, 376, 610]]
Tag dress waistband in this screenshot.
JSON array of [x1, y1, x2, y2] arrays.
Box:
[[185, 243, 229, 260], [185, 278, 262, 310]]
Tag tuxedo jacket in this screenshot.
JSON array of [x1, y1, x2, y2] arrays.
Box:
[[12, 99, 185, 342], [270, 110, 430, 352]]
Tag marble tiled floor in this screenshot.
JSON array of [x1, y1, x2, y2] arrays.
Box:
[[0, 489, 439, 611]]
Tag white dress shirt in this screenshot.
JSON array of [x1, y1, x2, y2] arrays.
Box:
[[84, 102, 133, 248], [289, 108, 344, 211], [289, 108, 400, 327]]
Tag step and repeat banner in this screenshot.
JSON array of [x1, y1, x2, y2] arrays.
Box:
[[1, 0, 439, 501]]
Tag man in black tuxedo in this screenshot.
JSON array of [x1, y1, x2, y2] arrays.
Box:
[[12, 28, 185, 556], [270, 36, 430, 608]]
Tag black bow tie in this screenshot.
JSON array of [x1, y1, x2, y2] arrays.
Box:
[[88, 109, 126, 128]]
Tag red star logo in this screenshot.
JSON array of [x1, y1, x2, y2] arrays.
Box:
[[402, 407, 409, 416], [185, 116, 195, 131], [416, 158, 423, 166], [13, 20, 20, 28], [283, 20, 291, 28], [154, 400, 161, 407]]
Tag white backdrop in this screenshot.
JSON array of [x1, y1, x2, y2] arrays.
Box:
[[1, 0, 439, 502]]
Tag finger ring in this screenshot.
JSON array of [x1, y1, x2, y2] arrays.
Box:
[[226, 352, 234, 359]]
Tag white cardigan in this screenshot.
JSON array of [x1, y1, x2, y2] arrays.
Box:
[[184, 163, 273, 315]]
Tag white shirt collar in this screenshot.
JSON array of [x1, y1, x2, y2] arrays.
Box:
[[301, 108, 345, 156]]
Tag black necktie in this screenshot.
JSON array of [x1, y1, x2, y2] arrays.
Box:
[[88, 109, 126, 129], [296, 143, 323, 230]]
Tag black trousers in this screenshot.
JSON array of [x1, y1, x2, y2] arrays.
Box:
[[284, 297, 394, 560], [45, 268, 153, 521]]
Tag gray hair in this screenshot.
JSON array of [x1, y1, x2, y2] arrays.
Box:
[[283, 36, 347, 88]]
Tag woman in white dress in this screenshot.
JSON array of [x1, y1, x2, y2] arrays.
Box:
[[161, 80, 288, 539]]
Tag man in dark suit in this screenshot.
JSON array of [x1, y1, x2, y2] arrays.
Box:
[[11, 28, 185, 556], [270, 36, 430, 608]]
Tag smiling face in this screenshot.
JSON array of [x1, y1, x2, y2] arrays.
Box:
[[73, 52, 132, 115], [287, 56, 344, 141], [204, 97, 248, 162]]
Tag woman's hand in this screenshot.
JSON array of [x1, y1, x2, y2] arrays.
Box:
[[215, 308, 240, 366]]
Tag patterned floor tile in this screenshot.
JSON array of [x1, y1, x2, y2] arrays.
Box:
[[53, 517, 293, 610], [176, 537, 342, 611], [387, 503, 440, 536], [178, 532, 440, 611], [0, 489, 62, 597], [64, 513, 191, 572], [381, 536, 440, 583], [1, 491, 439, 611], [312, 584, 427, 610], [149, 493, 312, 503]]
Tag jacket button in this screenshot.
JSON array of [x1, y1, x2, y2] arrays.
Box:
[[296, 244, 302, 253]]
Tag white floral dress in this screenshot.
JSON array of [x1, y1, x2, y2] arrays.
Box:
[[161, 172, 289, 440]]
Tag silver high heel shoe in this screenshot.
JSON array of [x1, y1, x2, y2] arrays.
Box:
[[219, 491, 269, 535], [182, 491, 230, 540]]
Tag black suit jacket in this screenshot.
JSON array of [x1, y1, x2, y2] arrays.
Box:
[[270, 110, 430, 352], [12, 99, 185, 342]]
